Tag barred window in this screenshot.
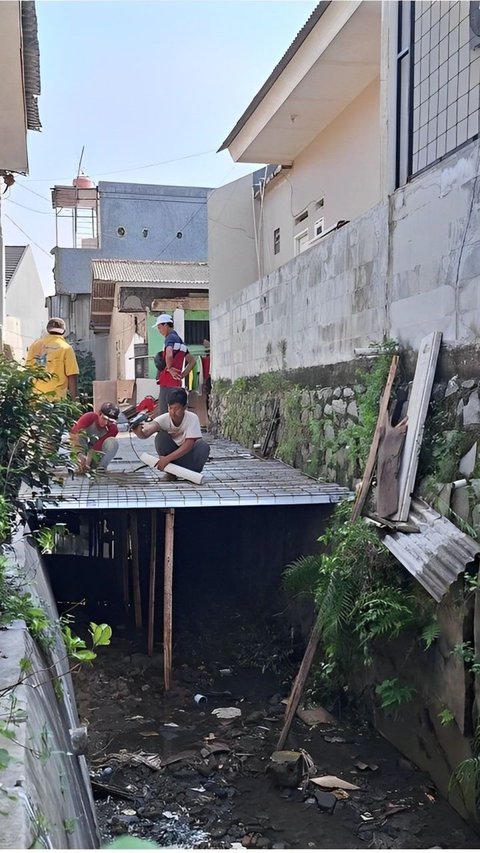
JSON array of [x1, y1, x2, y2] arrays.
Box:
[[410, 1, 480, 177]]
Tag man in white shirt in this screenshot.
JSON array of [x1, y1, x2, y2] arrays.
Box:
[[134, 387, 209, 473]]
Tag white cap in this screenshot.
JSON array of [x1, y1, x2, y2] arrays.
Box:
[[152, 313, 173, 328]]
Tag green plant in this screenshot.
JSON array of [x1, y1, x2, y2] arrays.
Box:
[[61, 618, 112, 663], [375, 678, 416, 713], [421, 620, 441, 650], [452, 641, 480, 673], [73, 347, 95, 403], [63, 816, 78, 834], [35, 524, 68, 555], [336, 339, 399, 474], [283, 503, 423, 696], [0, 355, 81, 531], [439, 707, 455, 726]]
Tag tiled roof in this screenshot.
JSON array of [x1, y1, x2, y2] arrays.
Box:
[[5, 246, 27, 288], [21, 2, 41, 132], [91, 259, 209, 285]]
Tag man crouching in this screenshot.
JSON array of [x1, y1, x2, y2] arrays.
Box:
[[134, 387, 209, 474]]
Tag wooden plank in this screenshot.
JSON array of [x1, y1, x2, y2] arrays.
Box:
[[392, 332, 442, 522], [130, 512, 142, 629], [277, 620, 322, 750], [163, 509, 175, 690], [351, 355, 399, 522], [121, 516, 130, 614], [147, 510, 157, 656]]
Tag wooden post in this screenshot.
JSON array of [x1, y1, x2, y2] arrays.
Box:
[[277, 620, 322, 750], [163, 509, 175, 690], [147, 510, 157, 656], [120, 516, 130, 614], [130, 512, 142, 629], [351, 355, 399, 522], [277, 357, 401, 750]]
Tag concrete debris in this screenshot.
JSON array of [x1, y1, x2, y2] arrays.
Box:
[[310, 775, 360, 790], [296, 705, 337, 725]]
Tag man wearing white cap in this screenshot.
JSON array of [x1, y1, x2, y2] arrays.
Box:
[[152, 313, 195, 414]]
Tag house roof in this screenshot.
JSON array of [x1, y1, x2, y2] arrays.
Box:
[[90, 259, 209, 332], [5, 245, 27, 288], [91, 259, 209, 285], [218, 1, 381, 164], [21, 2, 41, 132], [218, 1, 330, 153], [383, 498, 479, 602]]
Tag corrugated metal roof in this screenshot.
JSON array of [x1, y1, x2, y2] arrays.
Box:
[[91, 259, 209, 285], [38, 435, 352, 512], [218, 1, 330, 152], [21, 2, 41, 132], [5, 245, 27, 288], [383, 498, 479, 602]]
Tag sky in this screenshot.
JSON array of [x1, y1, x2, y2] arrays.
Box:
[[4, 0, 318, 296]]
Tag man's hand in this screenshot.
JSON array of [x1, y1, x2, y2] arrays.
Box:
[[76, 453, 90, 474], [168, 367, 182, 380], [155, 456, 169, 471]]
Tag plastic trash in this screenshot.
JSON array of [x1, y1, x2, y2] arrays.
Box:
[[194, 693, 207, 704]]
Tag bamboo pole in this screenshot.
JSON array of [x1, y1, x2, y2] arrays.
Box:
[[121, 515, 130, 614], [277, 357, 400, 749], [147, 509, 157, 656], [163, 509, 175, 690], [276, 620, 322, 750], [130, 512, 142, 629]]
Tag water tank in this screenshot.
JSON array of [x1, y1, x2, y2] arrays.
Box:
[[73, 175, 94, 189]]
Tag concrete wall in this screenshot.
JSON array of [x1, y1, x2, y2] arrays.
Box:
[[211, 200, 389, 381], [0, 535, 99, 848], [207, 175, 258, 308], [5, 246, 47, 360], [211, 138, 480, 381]]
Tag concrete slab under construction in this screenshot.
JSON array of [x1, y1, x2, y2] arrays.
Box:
[[43, 433, 352, 511]]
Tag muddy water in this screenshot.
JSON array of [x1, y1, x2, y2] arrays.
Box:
[[73, 622, 479, 849]]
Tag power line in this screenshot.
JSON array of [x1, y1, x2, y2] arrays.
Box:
[[26, 149, 217, 183], [7, 199, 53, 215], [3, 213, 53, 259]]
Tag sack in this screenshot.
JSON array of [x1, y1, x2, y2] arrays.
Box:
[[154, 352, 166, 372]]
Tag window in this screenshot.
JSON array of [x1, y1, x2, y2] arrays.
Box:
[[184, 319, 210, 346], [273, 228, 280, 255], [314, 218, 324, 237], [315, 197, 325, 210], [294, 229, 309, 255], [294, 209, 308, 225], [117, 226, 126, 237]]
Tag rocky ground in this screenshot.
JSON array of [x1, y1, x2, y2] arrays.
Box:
[[72, 615, 480, 849]]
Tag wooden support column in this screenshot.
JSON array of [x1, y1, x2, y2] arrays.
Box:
[[147, 509, 157, 657], [277, 620, 322, 750], [163, 509, 175, 691], [120, 516, 130, 614], [130, 512, 142, 629]]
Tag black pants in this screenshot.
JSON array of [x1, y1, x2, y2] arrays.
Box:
[[154, 433, 210, 473]]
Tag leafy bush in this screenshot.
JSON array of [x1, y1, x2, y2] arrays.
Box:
[[0, 355, 80, 537]]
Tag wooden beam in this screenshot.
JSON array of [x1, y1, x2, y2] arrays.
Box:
[[277, 357, 400, 749], [118, 515, 129, 614], [130, 512, 142, 629], [147, 510, 157, 657], [392, 332, 442, 522], [351, 355, 399, 522], [277, 620, 322, 750], [163, 509, 175, 690]]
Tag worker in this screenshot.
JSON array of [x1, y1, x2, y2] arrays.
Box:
[[26, 317, 79, 401], [133, 387, 209, 474], [69, 402, 120, 473], [152, 313, 195, 414]]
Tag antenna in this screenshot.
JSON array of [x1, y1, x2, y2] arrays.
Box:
[[76, 145, 85, 179]]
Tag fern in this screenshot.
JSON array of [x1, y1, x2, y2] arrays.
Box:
[[283, 555, 321, 598], [421, 620, 441, 650]]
